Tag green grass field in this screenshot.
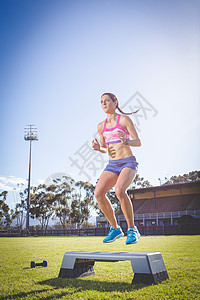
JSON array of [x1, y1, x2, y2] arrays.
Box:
[[0, 235, 200, 300]]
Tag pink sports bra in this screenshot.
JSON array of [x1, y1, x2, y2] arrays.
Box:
[[102, 114, 129, 145]]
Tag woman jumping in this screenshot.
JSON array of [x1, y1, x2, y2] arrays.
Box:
[[92, 93, 141, 244]]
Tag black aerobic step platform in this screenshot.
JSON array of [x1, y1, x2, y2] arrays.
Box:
[[58, 251, 169, 284]]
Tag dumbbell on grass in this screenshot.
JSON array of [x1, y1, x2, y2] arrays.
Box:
[[31, 260, 47, 268]]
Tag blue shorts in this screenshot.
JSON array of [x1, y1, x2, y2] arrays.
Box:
[[104, 156, 138, 176]]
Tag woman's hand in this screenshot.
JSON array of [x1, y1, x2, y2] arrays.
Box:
[[92, 138, 101, 151], [117, 131, 129, 145]]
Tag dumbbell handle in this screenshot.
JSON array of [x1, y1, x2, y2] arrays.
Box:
[[35, 262, 44, 266]]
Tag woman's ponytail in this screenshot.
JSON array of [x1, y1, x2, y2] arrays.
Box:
[[102, 93, 139, 115], [116, 102, 139, 115]]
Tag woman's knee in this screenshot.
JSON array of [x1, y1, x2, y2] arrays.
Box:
[[94, 188, 105, 201], [115, 185, 126, 199]]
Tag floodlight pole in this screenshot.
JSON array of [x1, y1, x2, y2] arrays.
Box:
[[26, 140, 32, 233], [24, 125, 38, 234]]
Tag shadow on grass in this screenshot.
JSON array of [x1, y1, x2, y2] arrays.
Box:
[[1, 287, 77, 300], [1, 278, 146, 300], [0, 289, 55, 300], [39, 276, 146, 293]]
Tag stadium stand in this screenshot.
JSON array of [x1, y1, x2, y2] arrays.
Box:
[[96, 181, 200, 235]]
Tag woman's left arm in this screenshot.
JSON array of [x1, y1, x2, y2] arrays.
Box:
[[119, 116, 141, 147]]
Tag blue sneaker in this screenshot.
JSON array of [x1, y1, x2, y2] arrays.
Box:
[[103, 226, 124, 243], [126, 227, 141, 245]]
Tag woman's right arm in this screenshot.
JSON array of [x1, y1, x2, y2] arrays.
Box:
[[92, 123, 107, 153]]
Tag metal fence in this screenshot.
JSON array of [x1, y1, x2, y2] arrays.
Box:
[[0, 223, 199, 237], [115, 210, 200, 222]]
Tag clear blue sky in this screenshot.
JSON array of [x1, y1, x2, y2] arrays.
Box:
[[0, 0, 200, 209]]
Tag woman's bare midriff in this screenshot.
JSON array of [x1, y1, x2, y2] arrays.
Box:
[[108, 142, 134, 160]]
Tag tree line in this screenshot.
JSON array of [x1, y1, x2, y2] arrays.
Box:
[[15, 177, 96, 231], [0, 171, 199, 230]]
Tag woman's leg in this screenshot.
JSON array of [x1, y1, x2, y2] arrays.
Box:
[[94, 171, 118, 229], [115, 168, 136, 228]]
